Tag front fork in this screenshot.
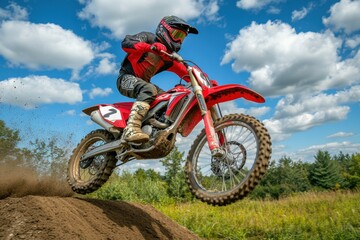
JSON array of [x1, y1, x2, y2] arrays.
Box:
[[188, 68, 225, 157]]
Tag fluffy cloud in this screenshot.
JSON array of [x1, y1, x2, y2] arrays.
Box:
[[327, 131, 354, 138], [219, 101, 270, 118], [0, 2, 28, 21], [0, 21, 94, 74], [292, 5, 313, 21], [264, 106, 349, 141], [88, 87, 113, 99], [95, 57, 117, 75], [264, 85, 360, 141], [236, 0, 283, 10], [297, 141, 360, 161], [323, 0, 360, 34], [345, 35, 360, 48], [0, 75, 82, 108], [221, 21, 360, 97], [78, 0, 219, 38], [62, 109, 77, 116]]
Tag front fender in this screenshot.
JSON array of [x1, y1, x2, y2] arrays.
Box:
[[178, 84, 265, 137], [203, 84, 265, 105]]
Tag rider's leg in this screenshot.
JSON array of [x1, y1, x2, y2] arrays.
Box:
[[123, 101, 150, 143], [117, 74, 158, 143]]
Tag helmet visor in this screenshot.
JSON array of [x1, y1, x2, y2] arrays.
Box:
[[161, 20, 188, 43], [170, 29, 187, 43]]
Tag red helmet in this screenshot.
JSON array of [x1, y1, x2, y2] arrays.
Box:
[[156, 16, 198, 52]]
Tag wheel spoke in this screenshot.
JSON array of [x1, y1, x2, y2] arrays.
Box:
[[190, 119, 260, 194], [68, 130, 117, 195], [185, 114, 272, 206]]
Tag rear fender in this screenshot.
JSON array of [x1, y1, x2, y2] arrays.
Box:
[[178, 84, 265, 137], [83, 102, 133, 128]]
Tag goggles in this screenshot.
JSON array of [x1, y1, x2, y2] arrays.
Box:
[[161, 20, 187, 43]]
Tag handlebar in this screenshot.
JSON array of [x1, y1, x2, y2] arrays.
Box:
[[150, 45, 184, 63], [160, 50, 184, 63]]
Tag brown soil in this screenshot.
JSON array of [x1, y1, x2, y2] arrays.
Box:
[[0, 196, 199, 240], [0, 164, 199, 240]]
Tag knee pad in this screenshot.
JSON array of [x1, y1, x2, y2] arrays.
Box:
[[137, 83, 157, 103]]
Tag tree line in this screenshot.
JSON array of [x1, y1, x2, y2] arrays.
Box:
[[252, 150, 360, 199], [1, 119, 359, 203], [0, 120, 70, 180]]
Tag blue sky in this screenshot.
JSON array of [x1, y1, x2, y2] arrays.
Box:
[[0, 0, 359, 172]]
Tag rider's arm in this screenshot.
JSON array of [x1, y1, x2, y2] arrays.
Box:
[[167, 61, 190, 82], [122, 32, 155, 54]]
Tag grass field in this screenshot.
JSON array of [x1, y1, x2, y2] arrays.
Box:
[[154, 191, 360, 239]]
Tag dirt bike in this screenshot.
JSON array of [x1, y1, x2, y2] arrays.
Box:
[[67, 50, 272, 206]]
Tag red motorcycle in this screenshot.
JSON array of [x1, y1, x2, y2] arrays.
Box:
[[67, 51, 272, 206]]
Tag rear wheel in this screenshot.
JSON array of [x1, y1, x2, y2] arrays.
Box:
[[185, 114, 271, 206], [67, 129, 117, 194]]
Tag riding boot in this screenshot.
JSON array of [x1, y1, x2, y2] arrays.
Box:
[[123, 101, 150, 143]]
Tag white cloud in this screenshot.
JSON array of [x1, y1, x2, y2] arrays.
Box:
[[0, 2, 28, 21], [219, 101, 270, 118], [263, 85, 360, 141], [267, 6, 281, 14], [78, 0, 219, 38], [292, 6, 310, 21], [345, 34, 360, 48], [297, 141, 360, 161], [323, 0, 360, 34], [236, 0, 283, 10], [274, 86, 360, 119], [0, 75, 82, 108], [271, 141, 360, 162], [264, 106, 349, 141], [221, 21, 360, 97], [88, 87, 113, 99], [202, 0, 221, 22], [0, 21, 95, 75], [327, 131, 354, 138], [62, 110, 77, 116], [95, 57, 117, 75]]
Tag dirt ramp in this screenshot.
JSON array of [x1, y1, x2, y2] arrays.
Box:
[[0, 196, 199, 240]]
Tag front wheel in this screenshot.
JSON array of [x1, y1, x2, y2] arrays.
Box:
[[67, 129, 117, 194], [185, 114, 271, 206]]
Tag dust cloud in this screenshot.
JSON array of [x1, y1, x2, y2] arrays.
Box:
[[0, 162, 73, 199]]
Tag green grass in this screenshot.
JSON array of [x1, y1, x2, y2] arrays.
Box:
[[154, 191, 360, 239]]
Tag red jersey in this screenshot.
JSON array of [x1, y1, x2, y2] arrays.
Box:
[[120, 32, 189, 82]]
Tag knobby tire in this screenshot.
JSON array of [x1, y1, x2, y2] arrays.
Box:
[[185, 114, 272, 206], [67, 129, 117, 194]]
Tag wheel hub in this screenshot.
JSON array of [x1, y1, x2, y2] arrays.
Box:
[[210, 141, 247, 178]]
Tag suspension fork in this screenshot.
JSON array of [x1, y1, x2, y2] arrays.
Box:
[[188, 66, 224, 157], [210, 105, 226, 147]]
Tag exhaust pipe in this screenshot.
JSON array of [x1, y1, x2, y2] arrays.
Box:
[[91, 110, 120, 136], [91, 110, 113, 130]]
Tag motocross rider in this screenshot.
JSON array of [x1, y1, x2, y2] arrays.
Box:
[[117, 16, 198, 143]]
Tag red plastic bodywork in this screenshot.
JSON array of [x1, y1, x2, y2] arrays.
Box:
[[83, 83, 264, 135], [178, 84, 264, 137], [83, 102, 133, 128]]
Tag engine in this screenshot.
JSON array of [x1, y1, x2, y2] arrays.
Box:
[[142, 106, 169, 139]]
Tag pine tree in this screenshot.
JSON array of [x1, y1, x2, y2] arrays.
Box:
[[343, 153, 360, 189], [255, 156, 311, 199], [333, 151, 352, 188], [310, 150, 341, 189]]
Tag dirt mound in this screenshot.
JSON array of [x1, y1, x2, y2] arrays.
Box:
[[0, 163, 198, 239], [0, 195, 199, 240]]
